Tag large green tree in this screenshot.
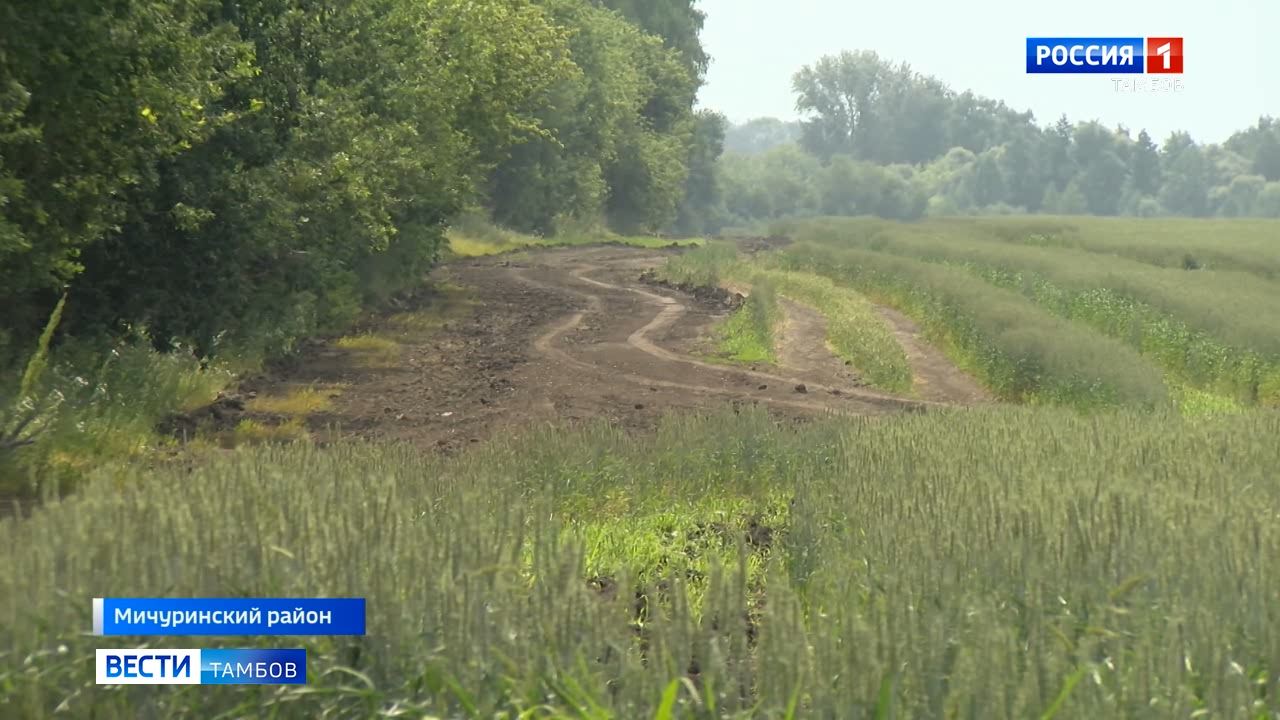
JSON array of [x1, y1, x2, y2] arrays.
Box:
[[0, 0, 251, 352], [487, 0, 707, 236], [3, 0, 575, 360], [598, 0, 708, 79]]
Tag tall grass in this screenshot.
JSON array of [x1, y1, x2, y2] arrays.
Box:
[[655, 241, 740, 288], [0, 328, 238, 496], [967, 216, 1280, 280], [779, 243, 1172, 410], [780, 216, 1280, 405], [3, 407, 1280, 717]]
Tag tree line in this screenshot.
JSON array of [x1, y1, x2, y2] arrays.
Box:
[[0, 0, 721, 368], [715, 51, 1280, 226]]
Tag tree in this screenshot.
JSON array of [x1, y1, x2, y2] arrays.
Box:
[[1256, 131, 1280, 181], [970, 148, 1007, 208], [724, 118, 803, 155], [0, 0, 251, 343], [5, 0, 579, 357], [488, 0, 697, 235], [758, 145, 820, 217], [793, 51, 891, 161], [1215, 175, 1265, 217], [1159, 138, 1211, 216], [1043, 116, 1077, 191], [998, 132, 1046, 211], [1052, 180, 1089, 215], [1255, 182, 1280, 217], [1226, 116, 1280, 182], [598, 0, 709, 80], [675, 111, 727, 234], [816, 155, 863, 216], [1071, 122, 1127, 215], [1130, 129, 1162, 196]]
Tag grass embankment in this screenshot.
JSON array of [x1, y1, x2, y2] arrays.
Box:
[[779, 217, 1280, 408], [4, 407, 1280, 717], [715, 279, 779, 363], [657, 244, 912, 392]]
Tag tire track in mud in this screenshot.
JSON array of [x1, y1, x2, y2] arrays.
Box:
[[251, 244, 979, 454], [512, 262, 938, 415], [872, 304, 990, 404]]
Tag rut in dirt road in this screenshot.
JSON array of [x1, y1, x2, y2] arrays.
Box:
[[250, 245, 985, 453], [514, 261, 934, 414]]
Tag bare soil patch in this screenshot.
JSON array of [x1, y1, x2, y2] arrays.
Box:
[[218, 245, 982, 452]]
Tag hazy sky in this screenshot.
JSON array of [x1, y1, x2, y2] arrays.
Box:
[[696, 0, 1279, 144]]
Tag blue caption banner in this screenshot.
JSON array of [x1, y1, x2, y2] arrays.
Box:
[[1026, 37, 1145, 74], [93, 597, 366, 636], [96, 648, 306, 685], [201, 648, 307, 685]]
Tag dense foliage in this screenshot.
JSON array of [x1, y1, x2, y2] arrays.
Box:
[[0, 0, 720, 368], [714, 52, 1280, 226]]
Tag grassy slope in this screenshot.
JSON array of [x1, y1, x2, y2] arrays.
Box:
[[4, 408, 1279, 717]]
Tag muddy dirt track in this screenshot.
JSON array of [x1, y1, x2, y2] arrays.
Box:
[[250, 244, 988, 452]]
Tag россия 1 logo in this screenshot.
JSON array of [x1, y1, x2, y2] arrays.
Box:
[[1026, 37, 1183, 74]]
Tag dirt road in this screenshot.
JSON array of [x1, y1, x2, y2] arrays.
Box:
[[245, 245, 985, 452]]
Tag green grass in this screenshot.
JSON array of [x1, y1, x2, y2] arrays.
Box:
[[0, 333, 241, 497], [246, 386, 337, 416], [4, 407, 1280, 717], [778, 242, 1172, 410], [733, 266, 912, 393], [335, 332, 401, 367], [657, 240, 741, 288], [715, 279, 778, 363], [446, 212, 702, 258], [658, 244, 912, 392], [956, 215, 1280, 280], [777, 216, 1280, 406]]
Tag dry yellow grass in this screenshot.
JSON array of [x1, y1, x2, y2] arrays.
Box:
[[246, 386, 336, 416], [387, 282, 476, 334], [232, 418, 308, 446], [335, 333, 401, 366]]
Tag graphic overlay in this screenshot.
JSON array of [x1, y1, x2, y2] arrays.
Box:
[[95, 648, 306, 685], [1026, 37, 1183, 75], [1145, 37, 1184, 74], [93, 597, 366, 636]]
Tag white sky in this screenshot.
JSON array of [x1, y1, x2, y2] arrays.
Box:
[[695, 0, 1279, 143]]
